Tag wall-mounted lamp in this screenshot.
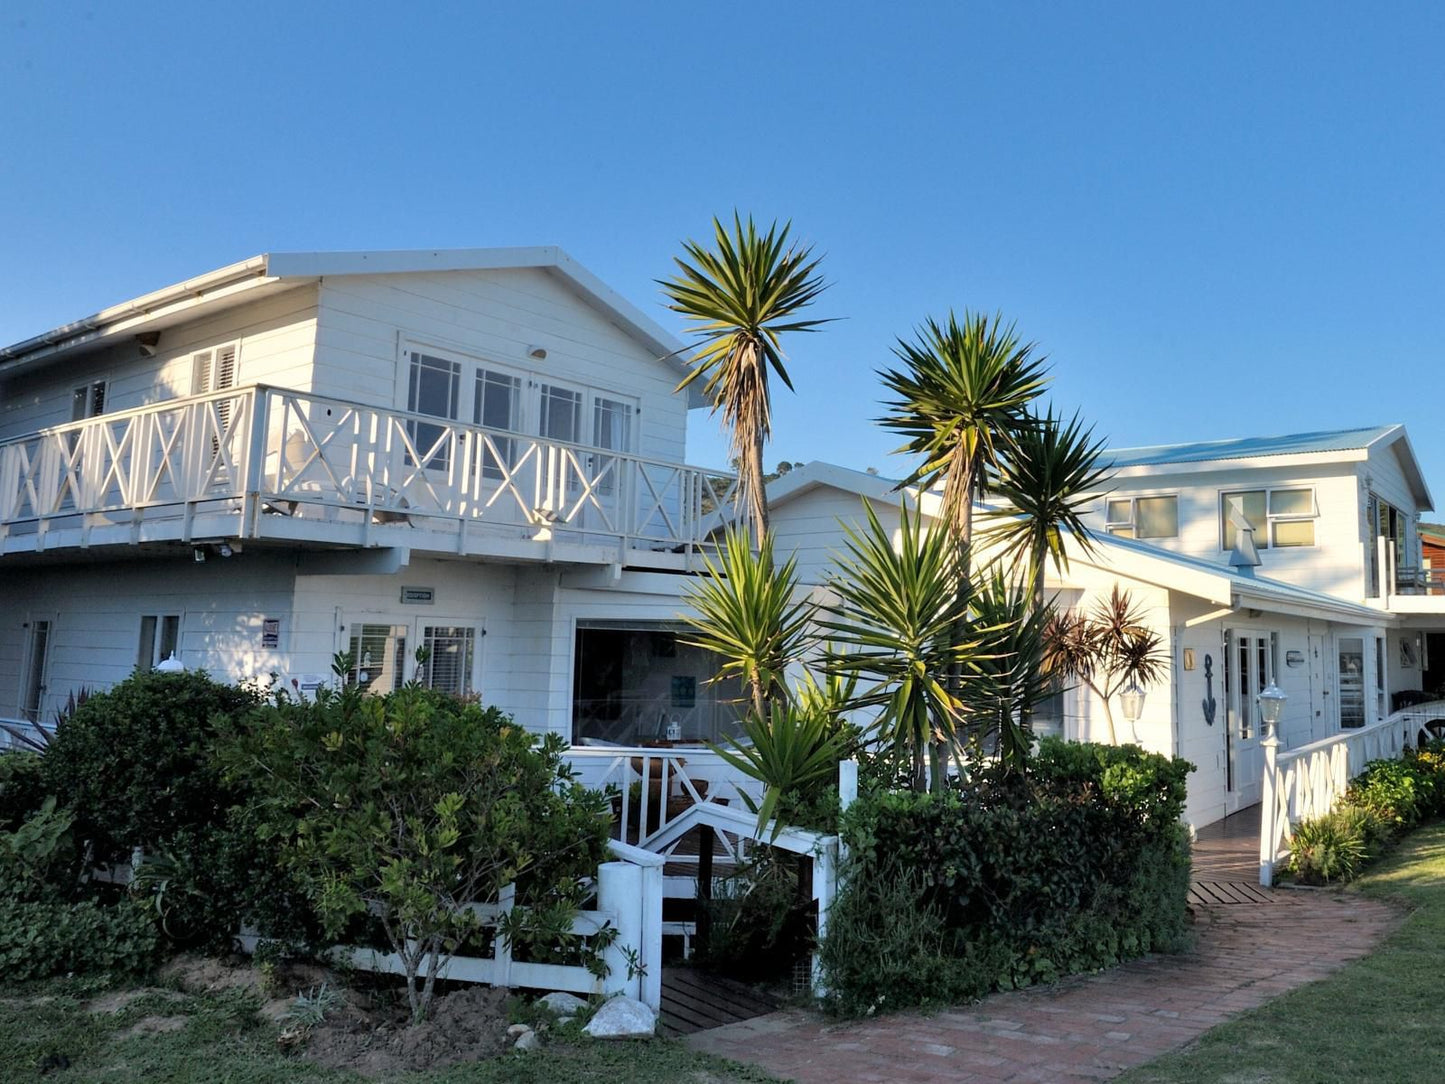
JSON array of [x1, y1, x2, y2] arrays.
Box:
[[527, 345, 548, 360], [156, 653, 185, 673], [193, 547, 206, 563], [135, 331, 161, 358]]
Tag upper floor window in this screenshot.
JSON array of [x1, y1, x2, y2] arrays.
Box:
[[192, 344, 238, 396], [1221, 487, 1316, 549], [1106, 495, 1178, 539], [71, 380, 107, 421], [137, 614, 180, 670]]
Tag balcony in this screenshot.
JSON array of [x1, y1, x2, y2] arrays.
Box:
[[0, 385, 737, 567]]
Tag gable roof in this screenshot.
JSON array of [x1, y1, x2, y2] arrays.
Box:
[[1107, 424, 1432, 512], [765, 460, 909, 510], [0, 247, 704, 406]]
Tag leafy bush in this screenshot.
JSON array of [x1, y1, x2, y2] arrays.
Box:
[[1346, 758, 1424, 831], [1288, 806, 1379, 885], [0, 751, 48, 830], [220, 673, 610, 1021], [819, 741, 1193, 1015], [0, 797, 79, 901], [0, 896, 157, 981], [42, 669, 259, 859]]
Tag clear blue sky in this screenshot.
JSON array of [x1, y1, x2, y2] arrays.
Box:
[[4, 3, 1444, 495]]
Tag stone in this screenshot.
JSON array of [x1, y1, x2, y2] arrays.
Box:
[[538, 991, 589, 1018], [583, 995, 656, 1039], [514, 1029, 541, 1052], [506, 1023, 531, 1037]]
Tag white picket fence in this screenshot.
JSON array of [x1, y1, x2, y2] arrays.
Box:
[[240, 839, 665, 1009], [1258, 701, 1445, 885]]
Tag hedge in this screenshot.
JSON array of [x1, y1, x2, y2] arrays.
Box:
[[818, 739, 1194, 1016]]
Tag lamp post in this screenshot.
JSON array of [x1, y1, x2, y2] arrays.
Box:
[[1119, 681, 1145, 724], [1257, 680, 1287, 887]]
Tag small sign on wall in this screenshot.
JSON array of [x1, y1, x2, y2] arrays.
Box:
[[1182, 648, 1195, 671], [400, 586, 435, 605], [261, 618, 280, 649]]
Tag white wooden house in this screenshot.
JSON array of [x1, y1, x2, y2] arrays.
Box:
[[767, 427, 1445, 831], [0, 249, 749, 773]]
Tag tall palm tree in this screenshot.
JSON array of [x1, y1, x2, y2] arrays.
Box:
[[877, 312, 1050, 560], [983, 408, 1112, 610], [661, 215, 831, 549]]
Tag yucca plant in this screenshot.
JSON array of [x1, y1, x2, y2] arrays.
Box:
[[662, 214, 832, 547], [681, 527, 815, 721], [966, 572, 1056, 773], [1288, 806, 1377, 884], [712, 700, 857, 840], [983, 408, 1112, 609], [821, 501, 977, 790]]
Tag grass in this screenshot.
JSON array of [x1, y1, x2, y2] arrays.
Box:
[[1118, 820, 1445, 1084], [0, 981, 779, 1083]]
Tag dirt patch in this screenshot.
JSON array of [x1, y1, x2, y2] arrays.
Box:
[[157, 954, 265, 997], [125, 1015, 188, 1038], [88, 988, 187, 1015], [301, 984, 513, 1077]]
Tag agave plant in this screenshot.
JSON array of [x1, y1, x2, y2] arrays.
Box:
[[821, 500, 977, 791], [662, 214, 832, 547], [681, 526, 815, 722]]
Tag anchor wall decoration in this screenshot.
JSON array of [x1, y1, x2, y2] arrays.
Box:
[[1202, 653, 1217, 726]]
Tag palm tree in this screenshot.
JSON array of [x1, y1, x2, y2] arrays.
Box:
[[968, 571, 1056, 773], [661, 215, 831, 549], [877, 312, 1050, 559], [983, 408, 1112, 610]]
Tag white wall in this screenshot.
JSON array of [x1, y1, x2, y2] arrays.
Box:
[[1085, 461, 1366, 600], [0, 286, 319, 441], [312, 269, 689, 465], [771, 487, 901, 587]]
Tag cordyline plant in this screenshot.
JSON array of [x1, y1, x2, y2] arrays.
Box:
[[1045, 587, 1168, 745], [220, 658, 610, 1022]]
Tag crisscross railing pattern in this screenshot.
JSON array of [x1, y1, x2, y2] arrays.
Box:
[[0, 385, 738, 553]]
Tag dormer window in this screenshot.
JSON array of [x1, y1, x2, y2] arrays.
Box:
[[1106, 495, 1178, 539], [1221, 488, 1316, 549]]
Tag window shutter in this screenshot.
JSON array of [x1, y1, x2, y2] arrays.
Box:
[[193, 350, 213, 394], [90, 381, 106, 416], [215, 345, 237, 390]]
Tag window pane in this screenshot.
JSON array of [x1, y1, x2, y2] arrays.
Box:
[[1106, 500, 1132, 525], [1269, 488, 1312, 516], [1135, 496, 1178, 539], [407, 353, 459, 470], [137, 616, 157, 670], [1107, 525, 1135, 538], [159, 616, 180, 661], [1222, 490, 1267, 549], [475, 371, 520, 481], [540, 386, 581, 443], [1272, 519, 1315, 547], [349, 624, 408, 695], [422, 626, 475, 696], [594, 398, 632, 452]]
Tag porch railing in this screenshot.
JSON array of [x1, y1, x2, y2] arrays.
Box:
[[1258, 701, 1445, 885], [0, 385, 739, 553]]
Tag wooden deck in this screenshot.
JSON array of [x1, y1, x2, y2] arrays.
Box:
[[1190, 804, 1277, 903], [658, 967, 781, 1037]]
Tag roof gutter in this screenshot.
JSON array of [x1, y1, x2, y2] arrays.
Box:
[[0, 255, 272, 373]]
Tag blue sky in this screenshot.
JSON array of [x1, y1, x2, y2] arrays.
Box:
[[3, 3, 1444, 493]]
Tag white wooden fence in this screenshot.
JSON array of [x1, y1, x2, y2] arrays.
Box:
[[240, 839, 665, 1010], [1258, 701, 1445, 886], [0, 384, 739, 555]]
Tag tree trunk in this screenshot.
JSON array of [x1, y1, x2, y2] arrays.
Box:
[[745, 432, 770, 552], [940, 468, 976, 788]]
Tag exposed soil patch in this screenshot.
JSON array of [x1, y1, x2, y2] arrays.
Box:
[[88, 988, 187, 1014], [125, 1014, 188, 1038], [157, 954, 265, 997], [301, 984, 513, 1077]]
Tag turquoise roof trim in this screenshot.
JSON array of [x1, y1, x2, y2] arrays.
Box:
[[1106, 425, 1397, 468]]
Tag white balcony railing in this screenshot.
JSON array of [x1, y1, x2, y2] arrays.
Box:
[[0, 385, 739, 556], [1257, 701, 1445, 885]]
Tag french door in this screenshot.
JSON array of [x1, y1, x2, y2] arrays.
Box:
[[342, 615, 480, 698], [1224, 629, 1273, 812]]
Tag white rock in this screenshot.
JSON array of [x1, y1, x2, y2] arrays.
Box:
[[514, 1029, 541, 1051], [538, 992, 589, 1017], [506, 1023, 531, 1037], [582, 996, 656, 1039]]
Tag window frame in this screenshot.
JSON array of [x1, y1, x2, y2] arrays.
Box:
[[71, 380, 108, 422], [1104, 493, 1179, 539], [137, 613, 182, 671], [1219, 486, 1318, 551]]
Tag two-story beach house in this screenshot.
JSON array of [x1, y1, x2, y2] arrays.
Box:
[[767, 426, 1445, 831], [0, 249, 748, 784]]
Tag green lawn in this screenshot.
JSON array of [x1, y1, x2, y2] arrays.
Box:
[[0, 983, 778, 1084], [1119, 821, 1445, 1084]]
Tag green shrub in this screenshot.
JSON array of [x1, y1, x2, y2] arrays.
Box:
[[220, 673, 611, 1022], [1288, 806, 1379, 884], [0, 896, 158, 981], [1405, 741, 1445, 818], [0, 751, 48, 830], [0, 797, 79, 901], [819, 741, 1194, 1015], [1346, 758, 1423, 831], [42, 669, 259, 859]]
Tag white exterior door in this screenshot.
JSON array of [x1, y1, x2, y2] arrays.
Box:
[[1307, 632, 1329, 743], [339, 613, 482, 699], [1224, 629, 1272, 812], [1336, 635, 1366, 729], [19, 616, 54, 723]]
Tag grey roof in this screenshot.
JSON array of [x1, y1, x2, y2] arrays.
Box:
[[1105, 426, 1399, 468]]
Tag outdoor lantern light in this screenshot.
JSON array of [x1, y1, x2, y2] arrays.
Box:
[[1258, 681, 1287, 737], [155, 653, 185, 673], [1119, 681, 1146, 723]]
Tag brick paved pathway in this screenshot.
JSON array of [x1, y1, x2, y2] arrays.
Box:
[[688, 890, 1400, 1083]]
